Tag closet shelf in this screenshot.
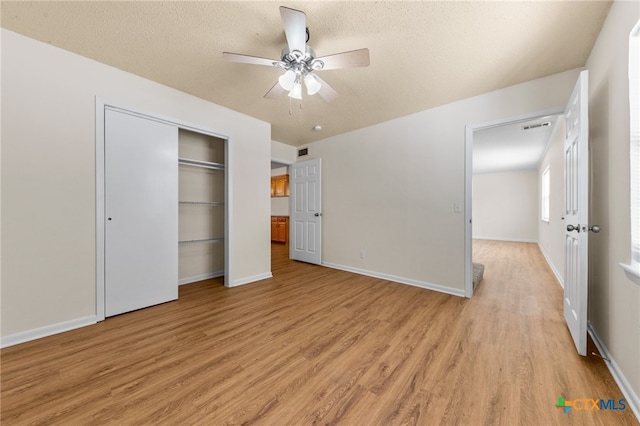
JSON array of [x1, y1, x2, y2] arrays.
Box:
[[178, 157, 224, 170], [179, 237, 224, 245], [179, 201, 224, 206]]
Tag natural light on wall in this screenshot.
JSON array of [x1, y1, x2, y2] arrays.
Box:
[[620, 19, 640, 285]]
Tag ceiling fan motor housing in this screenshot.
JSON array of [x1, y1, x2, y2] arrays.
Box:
[[279, 46, 325, 76]]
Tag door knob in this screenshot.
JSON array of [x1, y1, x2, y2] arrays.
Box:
[[567, 224, 580, 232], [314, 212, 321, 217], [589, 225, 601, 233]]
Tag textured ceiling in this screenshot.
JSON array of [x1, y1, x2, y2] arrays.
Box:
[[473, 114, 559, 174], [1, 1, 611, 146]]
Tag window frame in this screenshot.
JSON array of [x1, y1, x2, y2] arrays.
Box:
[[619, 19, 640, 285]]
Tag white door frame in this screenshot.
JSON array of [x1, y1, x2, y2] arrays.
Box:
[[95, 98, 232, 321], [464, 106, 565, 297]]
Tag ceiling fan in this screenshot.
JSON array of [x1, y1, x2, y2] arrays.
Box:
[[223, 6, 370, 102]]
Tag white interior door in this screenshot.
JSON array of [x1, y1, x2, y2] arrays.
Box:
[[105, 109, 178, 317], [290, 158, 322, 264], [563, 70, 589, 356]]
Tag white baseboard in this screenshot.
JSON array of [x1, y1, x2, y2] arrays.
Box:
[[0, 315, 97, 349], [538, 244, 564, 288], [321, 262, 465, 298], [473, 236, 538, 243], [179, 270, 224, 286], [229, 272, 273, 287], [588, 322, 640, 422]]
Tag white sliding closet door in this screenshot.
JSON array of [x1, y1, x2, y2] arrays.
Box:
[[105, 109, 178, 317]]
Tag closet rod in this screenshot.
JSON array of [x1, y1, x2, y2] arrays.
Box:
[[179, 201, 224, 205], [178, 157, 224, 170], [178, 237, 224, 245]]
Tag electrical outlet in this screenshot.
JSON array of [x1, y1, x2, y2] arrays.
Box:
[[359, 250, 366, 259]]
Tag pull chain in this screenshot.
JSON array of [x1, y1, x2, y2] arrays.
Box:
[[289, 98, 303, 115]]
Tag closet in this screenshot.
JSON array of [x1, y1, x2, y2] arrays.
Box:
[[178, 130, 226, 284], [102, 106, 227, 318]]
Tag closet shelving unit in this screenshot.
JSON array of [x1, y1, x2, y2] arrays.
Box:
[[178, 157, 225, 246], [177, 128, 226, 285]]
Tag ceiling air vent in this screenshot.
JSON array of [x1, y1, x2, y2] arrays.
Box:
[[298, 148, 308, 157], [522, 121, 551, 130]]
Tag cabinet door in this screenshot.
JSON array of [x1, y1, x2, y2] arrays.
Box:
[[271, 218, 277, 241], [281, 218, 289, 243], [276, 222, 285, 242], [272, 175, 289, 197], [275, 177, 285, 197]]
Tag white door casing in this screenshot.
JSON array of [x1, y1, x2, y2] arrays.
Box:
[[290, 158, 322, 264], [563, 70, 589, 356], [105, 108, 179, 317]]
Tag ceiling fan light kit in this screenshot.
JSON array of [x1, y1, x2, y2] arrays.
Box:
[[304, 74, 321, 95], [288, 80, 303, 100], [222, 6, 370, 103], [278, 69, 296, 91]]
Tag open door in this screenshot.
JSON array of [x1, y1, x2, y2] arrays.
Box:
[[563, 70, 592, 356], [290, 158, 322, 264]]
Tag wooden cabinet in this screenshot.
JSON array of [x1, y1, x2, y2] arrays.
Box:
[[271, 175, 289, 197], [271, 216, 288, 243]]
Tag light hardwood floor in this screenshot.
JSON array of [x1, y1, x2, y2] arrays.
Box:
[[1, 240, 637, 425]]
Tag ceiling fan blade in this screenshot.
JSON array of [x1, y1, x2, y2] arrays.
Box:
[[223, 52, 280, 67], [264, 81, 285, 99], [280, 6, 306, 54], [316, 48, 370, 70], [313, 75, 339, 102]]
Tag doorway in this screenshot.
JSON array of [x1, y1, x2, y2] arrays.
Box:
[[270, 160, 292, 262], [464, 107, 564, 297]]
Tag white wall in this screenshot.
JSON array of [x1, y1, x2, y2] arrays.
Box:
[[303, 68, 581, 293], [537, 117, 566, 284], [472, 171, 538, 242], [271, 166, 288, 177], [1, 29, 272, 340], [585, 0, 640, 408], [271, 140, 297, 164], [537, 115, 566, 285]]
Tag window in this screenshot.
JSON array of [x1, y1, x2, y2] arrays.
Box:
[[620, 19, 640, 285], [541, 165, 550, 222]]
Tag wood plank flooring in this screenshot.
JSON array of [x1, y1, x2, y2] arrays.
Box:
[[1, 240, 637, 425]]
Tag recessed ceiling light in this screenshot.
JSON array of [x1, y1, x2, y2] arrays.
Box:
[[313, 125, 322, 132]]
